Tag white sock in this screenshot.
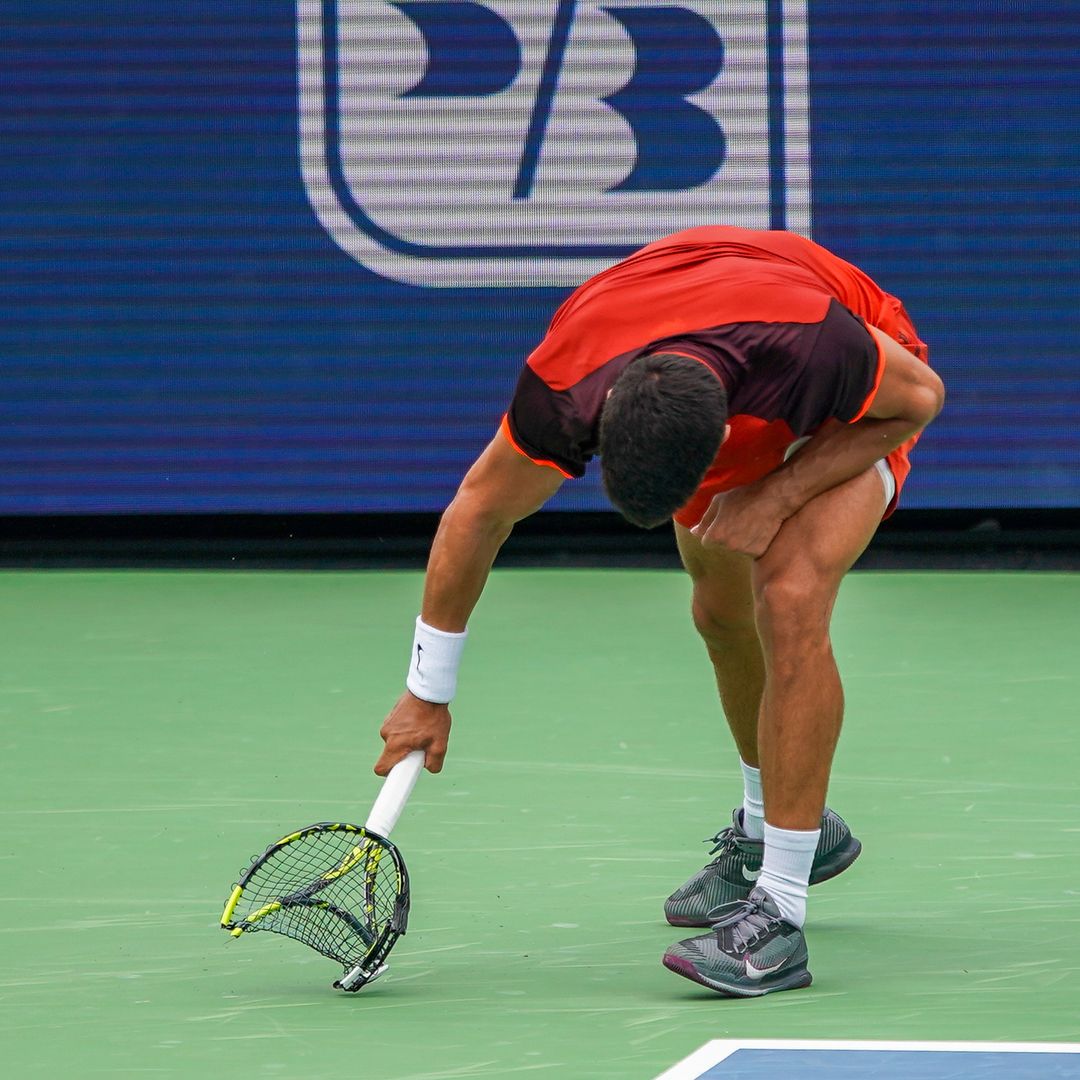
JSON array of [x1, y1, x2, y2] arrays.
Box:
[[739, 760, 765, 840], [757, 823, 820, 928]]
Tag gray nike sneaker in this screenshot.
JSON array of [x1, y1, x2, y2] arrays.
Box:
[[664, 807, 861, 927], [663, 887, 812, 997]]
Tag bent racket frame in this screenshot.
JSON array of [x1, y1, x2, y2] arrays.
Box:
[[220, 750, 424, 991]]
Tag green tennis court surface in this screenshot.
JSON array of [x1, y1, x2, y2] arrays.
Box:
[[1, 569, 1077, 1078]]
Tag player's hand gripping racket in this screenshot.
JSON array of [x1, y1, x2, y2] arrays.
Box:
[[220, 750, 424, 991]]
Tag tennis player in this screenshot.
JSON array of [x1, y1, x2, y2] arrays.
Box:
[[374, 226, 944, 997]]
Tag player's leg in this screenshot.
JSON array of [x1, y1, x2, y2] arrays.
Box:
[[664, 533, 771, 928], [663, 464, 888, 996], [750, 464, 887, 832], [739, 463, 885, 943], [665, 517, 862, 929], [673, 529, 761, 767]]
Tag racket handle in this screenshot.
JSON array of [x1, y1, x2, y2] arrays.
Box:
[[365, 750, 424, 837]]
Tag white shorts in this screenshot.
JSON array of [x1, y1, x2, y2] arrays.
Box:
[[874, 458, 897, 511]]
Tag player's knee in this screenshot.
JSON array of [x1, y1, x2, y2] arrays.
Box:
[[753, 567, 831, 643], [690, 595, 756, 648]]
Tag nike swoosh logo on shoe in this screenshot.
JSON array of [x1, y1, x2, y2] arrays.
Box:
[[744, 956, 787, 980], [741, 866, 761, 882]]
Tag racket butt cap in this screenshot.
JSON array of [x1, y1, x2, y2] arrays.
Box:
[[334, 961, 389, 992]]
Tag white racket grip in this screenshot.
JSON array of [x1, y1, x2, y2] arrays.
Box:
[[365, 750, 424, 838]]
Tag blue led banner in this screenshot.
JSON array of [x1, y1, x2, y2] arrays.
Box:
[[300, 0, 809, 286], [1, 0, 1076, 513]]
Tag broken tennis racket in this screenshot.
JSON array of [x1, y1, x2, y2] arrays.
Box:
[[220, 750, 424, 991]]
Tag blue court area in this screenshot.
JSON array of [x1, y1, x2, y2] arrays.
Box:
[[660, 1043, 1080, 1080], [701, 1050, 1080, 1079]]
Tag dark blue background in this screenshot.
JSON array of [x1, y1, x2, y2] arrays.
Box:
[[2, 1, 1077, 513]]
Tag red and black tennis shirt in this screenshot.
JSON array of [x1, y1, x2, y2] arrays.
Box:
[[501, 226, 925, 504]]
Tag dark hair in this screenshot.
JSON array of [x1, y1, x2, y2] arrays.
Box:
[[599, 353, 728, 529]]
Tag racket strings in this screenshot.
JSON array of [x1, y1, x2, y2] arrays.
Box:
[[229, 829, 405, 968]]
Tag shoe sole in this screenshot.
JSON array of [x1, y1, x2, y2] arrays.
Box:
[[662, 951, 813, 997], [809, 835, 862, 886], [664, 836, 863, 928]]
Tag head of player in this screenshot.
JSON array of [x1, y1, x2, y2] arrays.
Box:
[[599, 353, 729, 529]]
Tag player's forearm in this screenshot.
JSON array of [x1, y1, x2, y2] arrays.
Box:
[[418, 494, 516, 633], [763, 325, 945, 517], [764, 415, 925, 516]]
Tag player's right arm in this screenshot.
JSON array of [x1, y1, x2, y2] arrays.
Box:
[[374, 428, 565, 775]]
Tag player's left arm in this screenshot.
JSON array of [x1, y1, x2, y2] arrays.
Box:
[[693, 327, 945, 554], [769, 326, 946, 508]]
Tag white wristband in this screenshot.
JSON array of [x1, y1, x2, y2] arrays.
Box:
[[406, 617, 468, 704]]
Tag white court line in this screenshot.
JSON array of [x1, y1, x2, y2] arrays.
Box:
[[654, 1040, 1080, 1080]]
